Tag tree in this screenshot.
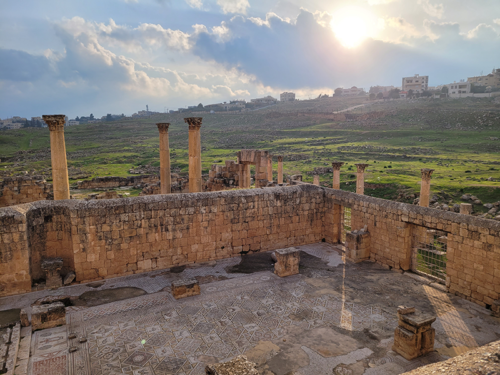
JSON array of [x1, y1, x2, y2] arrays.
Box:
[[441, 86, 448, 94], [197, 103, 203, 108], [334, 88, 343, 96], [369, 93, 376, 100], [377, 92, 384, 99], [75, 116, 80, 121], [90, 113, 94, 120], [389, 88, 401, 99], [106, 114, 113, 121], [408, 89, 414, 98], [422, 90, 432, 97]]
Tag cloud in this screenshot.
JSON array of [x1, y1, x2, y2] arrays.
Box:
[[185, 0, 203, 9], [467, 23, 499, 39], [217, 0, 249, 14], [418, 0, 444, 19], [495, 19, 500, 26], [368, 0, 399, 4], [0, 49, 52, 81]]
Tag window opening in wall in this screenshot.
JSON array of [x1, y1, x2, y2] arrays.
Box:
[[341, 206, 351, 243], [412, 229, 448, 283]]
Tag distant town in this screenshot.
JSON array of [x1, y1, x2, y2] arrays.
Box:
[[1, 69, 499, 130]]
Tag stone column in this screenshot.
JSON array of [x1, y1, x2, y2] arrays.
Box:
[[460, 203, 473, 215], [313, 175, 320, 186], [43, 115, 70, 200], [419, 169, 434, 207], [184, 117, 202, 193], [255, 151, 268, 188], [156, 123, 171, 194], [267, 156, 273, 182], [277, 156, 283, 184], [332, 162, 344, 189], [355, 164, 369, 195]]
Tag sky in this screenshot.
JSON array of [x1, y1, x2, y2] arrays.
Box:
[[0, 0, 499, 119]]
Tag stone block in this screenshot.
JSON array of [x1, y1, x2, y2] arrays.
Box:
[[63, 271, 76, 285], [40, 257, 63, 288], [31, 302, 66, 331], [460, 203, 473, 215], [20, 309, 30, 327], [274, 247, 300, 277], [345, 230, 371, 263], [392, 309, 436, 360], [205, 355, 258, 375], [171, 279, 200, 299]]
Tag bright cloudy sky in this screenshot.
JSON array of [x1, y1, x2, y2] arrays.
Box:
[[1, 0, 499, 118]]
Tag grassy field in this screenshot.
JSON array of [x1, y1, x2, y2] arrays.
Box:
[[1, 95, 499, 210]]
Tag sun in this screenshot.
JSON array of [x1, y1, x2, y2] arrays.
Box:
[[330, 7, 372, 49]]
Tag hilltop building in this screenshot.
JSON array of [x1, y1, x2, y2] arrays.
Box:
[[369, 86, 395, 95], [448, 81, 472, 97], [280, 92, 296, 101], [341, 86, 365, 96], [251, 96, 278, 104], [402, 74, 429, 93], [467, 69, 500, 89]]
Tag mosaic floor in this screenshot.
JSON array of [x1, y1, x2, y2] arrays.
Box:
[[2, 243, 498, 375]]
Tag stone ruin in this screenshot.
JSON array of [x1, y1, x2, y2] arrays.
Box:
[[77, 174, 158, 190], [0, 175, 53, 208]]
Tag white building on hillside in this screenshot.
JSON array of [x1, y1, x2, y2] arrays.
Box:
[[280, 92, 296, 101], [402, 74, 429, 93], [341, 86, 365, 96]]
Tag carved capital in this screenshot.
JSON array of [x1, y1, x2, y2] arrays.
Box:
[[156, 123, 170, 133], [331, 162, 344, 171], [421, 168, 434, 181], [355, 163, 369, 173], [184, 117, 202, 130], [43, 115, 66, 131], [277, 156, 283, 162]]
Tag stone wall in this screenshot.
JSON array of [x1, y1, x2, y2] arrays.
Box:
[[0, 176, 52, 208], [77, 175, 159, 189], [205, 161, 241, 191], [0, 185, 498, 312]]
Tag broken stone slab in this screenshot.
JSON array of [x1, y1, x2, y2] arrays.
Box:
[[205, 355, 259, 375], [40, 257, 64, 288], [31, 302, 66, 331], [274, 247, 300, 277], [63, 271, 76, 285], [32, 295, 72, 306], [171, 279, 200, 300], [397, 306, 416, 315], [392, 308, 436, 360]]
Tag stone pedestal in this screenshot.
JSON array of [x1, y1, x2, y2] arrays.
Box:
[[345, 230, 370, 262], [313, 175, 320, 186], [392, 307, 436, 360], [41, 257, 63, 288], [171, 279, 200, 299], [274, 247, 300, 277], [157, 123, 171, 194], [460, 203, 473, 215], [255, 151, 269, 188], [419, 169, 434, 208], [31, 302, 66, 331], [43, 115, 70, 200], [332, 162, 344, 189], [277, 156, 283, 184], [355, 164, 369, 195], [185, 117, 203, 193], [205, 355, 258, 375]]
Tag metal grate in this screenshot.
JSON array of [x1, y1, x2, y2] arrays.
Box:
[[341, 207, 351, 243], [413, 229, 447, 283]]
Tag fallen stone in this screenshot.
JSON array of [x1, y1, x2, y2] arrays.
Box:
[[205, 355, 259, 375], [171, 279, 200, 299], [63, 271, 76, 285], [274, 247, 300, 277], [20, 309, 30, 327], [31, 302, 66, 331], [397, 306, 416, 315]]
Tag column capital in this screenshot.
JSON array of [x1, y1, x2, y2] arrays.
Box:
[[277, 156, 283, 162], [355, 163, 369, 173], [184, 117, 202, 130], [156, 123, 170, 133], [43, 115, 66, 131], [421, 168, 434, 181], [331, 162, 344, 171]]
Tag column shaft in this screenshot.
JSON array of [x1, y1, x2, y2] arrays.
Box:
[[277, 156, 283, 184], [157, 123, 171, 194], [43, 115, 70, 200], [355, 164, 369, 195], [332, 162, 344, 189], [267, 157, 273, 182], [419, 169, 434, 207], [185, 118, 203, 193], [313, 175, 320, 186]]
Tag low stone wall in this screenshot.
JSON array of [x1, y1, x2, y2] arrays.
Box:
[[0, 176, 52, 208], [77, 175, 159, 189], [1, 185, 498, 311]]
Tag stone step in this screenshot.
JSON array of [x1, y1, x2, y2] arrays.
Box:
[[0, 327, 12, 370], [4, 323, 21, 375], [14, 327, 31, 375]]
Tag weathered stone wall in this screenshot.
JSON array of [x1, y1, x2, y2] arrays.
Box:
[[0, 176, 52, 208], [77, 175, 159, 189], [324, 189, 500, 310], [0, 206, 30, 296], [205, 161, 241, 191], [0, 185, 498, 311]]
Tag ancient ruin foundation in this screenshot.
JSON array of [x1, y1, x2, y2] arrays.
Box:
[[43, 115, 70, 200]]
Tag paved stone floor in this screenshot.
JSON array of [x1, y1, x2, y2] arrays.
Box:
[[1, 243, 499, 375]]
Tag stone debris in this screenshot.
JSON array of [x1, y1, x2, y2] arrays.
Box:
[[274, 247, 300, 277], [171, 278, 201, 299], [63, 271, 76, 285], [19, 309, 29, 327], [205, 355, 259, 375], [31, 302, 66, 331]]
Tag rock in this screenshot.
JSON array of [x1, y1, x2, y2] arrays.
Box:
[[31, 302, 66, 330], [484, 203, 494, 209], [397, 306, 416, 315], [63, 271, 76, 285], [205, 355, 258, 375], [461, 194, 471, 200], [20, 309, 30, 327], [488, 208, 498, 215], [453, 204, 460, 212], [171, 279, 201, 300], [473, 199, 482, 205], [494, 215, 500, 221]]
